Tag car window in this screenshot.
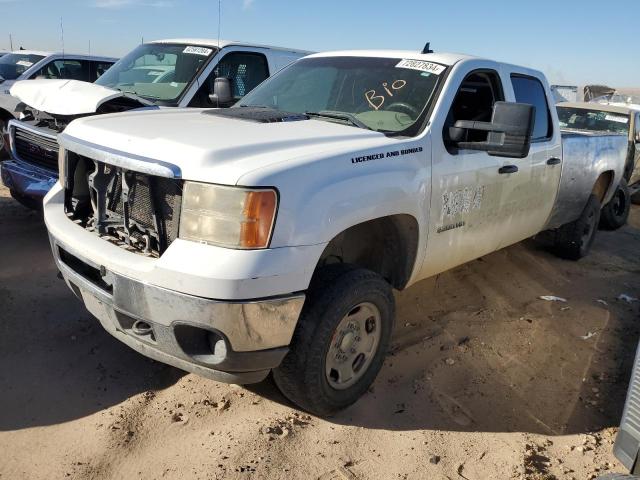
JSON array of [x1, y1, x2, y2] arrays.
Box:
[[557, 107, 629, 135], [33, 59, 91, 82], [0, 53, 45, 80], [92, 61, 114, 81], [511, 75, 553, 141], [237, 56, 445, 134], [190, 52, 270, 107], [95, 43, 215, 104], [443, 70, 504, 149]]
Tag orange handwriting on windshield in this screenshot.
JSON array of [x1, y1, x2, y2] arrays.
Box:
[[365, 80, 407, 110]]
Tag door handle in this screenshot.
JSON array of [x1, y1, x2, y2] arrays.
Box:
[[547, 157, 562, 166], [498, 165, 519, 174]]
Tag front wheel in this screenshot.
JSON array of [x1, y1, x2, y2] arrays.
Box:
[[273, 264, 395, 416], [600, 179, 630, 230]]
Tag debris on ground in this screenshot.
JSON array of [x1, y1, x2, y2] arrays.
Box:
[[539, 295, 567, 302]]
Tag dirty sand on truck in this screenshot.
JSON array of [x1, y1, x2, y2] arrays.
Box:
[[0, 183, 639, 480]]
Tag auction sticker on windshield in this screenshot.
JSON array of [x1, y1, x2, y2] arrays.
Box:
[[605, 114, 628, 124], [396, 59, 445, 75], [183, 46, 213, 56], [16, 60, 33, 67]]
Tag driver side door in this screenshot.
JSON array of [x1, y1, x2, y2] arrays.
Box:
[[421, 68, 508, 278]]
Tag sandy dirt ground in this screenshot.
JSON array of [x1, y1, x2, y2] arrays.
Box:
[[1, 183, 639, 480]]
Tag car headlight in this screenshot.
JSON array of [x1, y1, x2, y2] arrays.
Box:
[[179, 182, 278, 249]]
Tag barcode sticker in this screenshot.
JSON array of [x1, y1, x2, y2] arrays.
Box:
[[183, 46, 213, 56], [396, 59, 445, 75]]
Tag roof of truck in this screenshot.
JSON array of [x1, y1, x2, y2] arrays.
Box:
[[9, 50, 53, 56], [150, 38, 311, 54], [558, 102, 637, 115], [307, 50, 476, 66]]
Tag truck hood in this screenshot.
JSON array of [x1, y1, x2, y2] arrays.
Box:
[[61, 108, 398, 185], [10, 79, 149, 116]]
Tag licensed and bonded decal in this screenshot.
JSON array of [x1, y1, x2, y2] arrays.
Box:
[[351, 146, 423, 164]]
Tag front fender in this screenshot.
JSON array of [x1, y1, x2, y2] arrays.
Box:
[[239, 137, 431, 249]]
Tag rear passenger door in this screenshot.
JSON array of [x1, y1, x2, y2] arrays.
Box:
[[495, 74, 563, 248]]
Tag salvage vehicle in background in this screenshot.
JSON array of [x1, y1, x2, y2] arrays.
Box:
[[0, 50, 117, 159], [557, 102, 640, 229], [44, 49, 627, 415], [0, 39, 308, 209]]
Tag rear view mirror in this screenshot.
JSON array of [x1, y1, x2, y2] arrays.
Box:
[[451, 101, 536, 158], [208, 77, 233, 106]]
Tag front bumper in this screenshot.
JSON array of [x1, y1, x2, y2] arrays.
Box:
[[51, 236, 306, 384], [1, 158, 57, 202]]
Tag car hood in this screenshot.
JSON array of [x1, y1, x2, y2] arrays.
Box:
[[10, 79, 149, 116], [60, 108, 398, 185]]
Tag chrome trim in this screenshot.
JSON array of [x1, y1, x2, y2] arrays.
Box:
[[58, 133, 182, 179], [50, 235, 305, 353], [8, 119, 58, 165]]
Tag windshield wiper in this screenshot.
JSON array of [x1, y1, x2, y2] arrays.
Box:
[[305, 110, 372, 131]]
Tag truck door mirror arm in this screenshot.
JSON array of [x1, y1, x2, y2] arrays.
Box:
[[450, 101, 536, 159], [208, 77, 233, 107]]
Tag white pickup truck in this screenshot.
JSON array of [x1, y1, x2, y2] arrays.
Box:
[[44, 50, 626, 415], [0, 50, 117, 157], [1, 39, 307, 207]]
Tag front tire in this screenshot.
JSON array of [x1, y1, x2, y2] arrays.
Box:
[[553, 194, 601, 260], [273, 264, 395, 416], [600, 179, 630, 230]]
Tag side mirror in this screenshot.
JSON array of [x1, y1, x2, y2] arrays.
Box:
[[0, 75, 4, 84], [450, 101, 536, 159], [208, 77, 233, 106]]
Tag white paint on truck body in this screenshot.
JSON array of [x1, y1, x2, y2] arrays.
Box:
[[46, 50, 626, 301]]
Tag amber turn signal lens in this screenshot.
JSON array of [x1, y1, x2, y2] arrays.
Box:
[[240, 190, 277, 248]]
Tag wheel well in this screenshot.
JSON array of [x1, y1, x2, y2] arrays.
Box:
[[592, 171, 614, 203], [315, 215, 419, 290]]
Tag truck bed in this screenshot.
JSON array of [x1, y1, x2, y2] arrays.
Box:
[[544, 130, 627, 230]]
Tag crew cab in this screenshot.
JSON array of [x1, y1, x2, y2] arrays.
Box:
[[43, 50, 626, 415], [557, 102, 640, 229], [1, 39, 308, 208], [0, 50, 117, 158]]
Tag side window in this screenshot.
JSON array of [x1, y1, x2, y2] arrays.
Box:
[[189, 52, 269, 107], [511, 75, 553, 141], [443, 70, 504, 151], [91, 61, 114, 81], [32, 59, 91, 82]]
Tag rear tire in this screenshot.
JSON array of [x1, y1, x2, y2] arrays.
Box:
[[273, 264, 395, 416], [600, 179, 630, 230], [553, 194, 601, 260]]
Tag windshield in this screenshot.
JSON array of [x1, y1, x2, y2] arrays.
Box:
[[95, 43, 216, 104], [0, 53, 45, 81], [557, 106, 630, 135], [236, 56, 446, 134]]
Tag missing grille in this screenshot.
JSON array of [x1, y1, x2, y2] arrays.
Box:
[[64, 155, 182, 257]]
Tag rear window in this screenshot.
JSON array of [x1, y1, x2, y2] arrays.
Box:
[[511, 75, 553, 141], [557, 107, 629, 135]]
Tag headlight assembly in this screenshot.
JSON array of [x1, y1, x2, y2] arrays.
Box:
[[179, 182, 278, 249]]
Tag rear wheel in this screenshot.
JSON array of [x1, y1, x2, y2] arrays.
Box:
[[553, 194, 601, 260], [273, 264, 394, 416], [600, 179, 630, 230]]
